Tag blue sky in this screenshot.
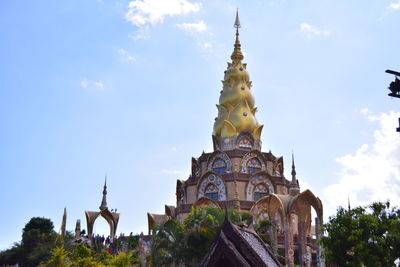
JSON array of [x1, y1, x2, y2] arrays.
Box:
[[1, 0, 399, 250]]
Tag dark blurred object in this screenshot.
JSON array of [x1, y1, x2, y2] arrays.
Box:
[[385, 69, 400, 132]]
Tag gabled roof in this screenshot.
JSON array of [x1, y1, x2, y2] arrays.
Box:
[[201, 216, 282, 267]]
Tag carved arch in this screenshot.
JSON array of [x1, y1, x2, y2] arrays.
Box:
[[240, 150, 266, 174], [250, 194, 285, 228], [206, 151, 232, 174], [193, 196, 222, 209], [289, 189, 323, 231], [85, 209, 120, 238], [245, 172, 275, 201], [197, 172, 227, 201]]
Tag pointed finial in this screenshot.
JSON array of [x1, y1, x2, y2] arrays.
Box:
[[291, 152, 296, 178], [234, 8, 241, 29], [289, 151, 300, 196], [100, 175, 108, 210], [231, 9, 244, 63]]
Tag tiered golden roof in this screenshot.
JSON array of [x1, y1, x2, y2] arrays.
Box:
[[213, 11, 263, 140]]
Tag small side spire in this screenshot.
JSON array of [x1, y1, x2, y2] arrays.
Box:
[[99, 175, 108, 210], [289, 152, 300, 196], [291, 152, 296, 178], [348, 195, 351, 211], [231, 9, 244, 63]]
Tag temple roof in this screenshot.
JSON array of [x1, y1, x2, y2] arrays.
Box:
[[201, 215, 282, 267]]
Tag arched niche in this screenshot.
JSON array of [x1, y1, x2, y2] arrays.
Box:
[[288, 189, 323, 224], [206, 151, 232, 174], [193, 196, 221, 209], [197, 173, 227, 201], [246, 173, 275, 201], [147, 213, 171, 235], [236, 132, 254, 151], [240, 150, 266, 174], [250, 194, 285, 228], [288, 190, 324, 266]]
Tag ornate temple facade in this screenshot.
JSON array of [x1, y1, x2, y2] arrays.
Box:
[[148, 12, 324, 267]]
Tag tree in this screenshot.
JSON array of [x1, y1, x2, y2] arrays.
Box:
[[321, 201, 400, 267], [0, 217, 58, 267]]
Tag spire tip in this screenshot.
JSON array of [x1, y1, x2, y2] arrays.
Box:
[[234, 8, 241, 29]]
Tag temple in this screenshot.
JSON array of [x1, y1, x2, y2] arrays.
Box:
[[148, 11, 324, 267]]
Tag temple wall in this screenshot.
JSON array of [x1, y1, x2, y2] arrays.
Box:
[[224, 181, 247, 200], [277, 184, 288, 194], [225, 181, 235, 200], [266, 161, 273, 175], [231, 158, 241, 172], [186, 185, 197, 204]]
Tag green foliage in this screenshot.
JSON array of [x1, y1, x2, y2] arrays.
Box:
[[0, 217, 58, 267], [151, 219, 184, 266], [0, 216, 140, 267], [109, 252, 140, 267], [41, 246, 70, 267], [321, 201, 400, 267], [42, 244, 140, 267], [0, 244, 25, 266], [127, 235, 140, 251]]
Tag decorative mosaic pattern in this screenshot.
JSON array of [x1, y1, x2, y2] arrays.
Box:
[[246, 175, 274, 201], [237, 135, 253, 150], [251, 200, 283, 230], [241, 151, 265, 173], [197, 174, 226, 201], [251, 198, 270, 221], [212, 158, 226, 174], [207, 152, 232, 173]]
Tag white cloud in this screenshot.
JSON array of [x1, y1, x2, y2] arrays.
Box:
[[162, 169, 182, 174], [388, 0, 400, 10], [323, 111, 400, 218], [199, 42, 213, 51], [117, 48, 136, 62], [176, 20, 207, 33], [128, 27, 151, 40], [300, 23, 330, 37], [95, 81, 105, 89], [125, 0, 201, 27], [359, 107, 369, 116], [80, 79, 88, 88]]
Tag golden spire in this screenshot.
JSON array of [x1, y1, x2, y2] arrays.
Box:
[[213, 11, 264, 140]]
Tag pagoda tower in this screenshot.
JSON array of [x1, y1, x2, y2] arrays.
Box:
[[148, 12, 324, 267]]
